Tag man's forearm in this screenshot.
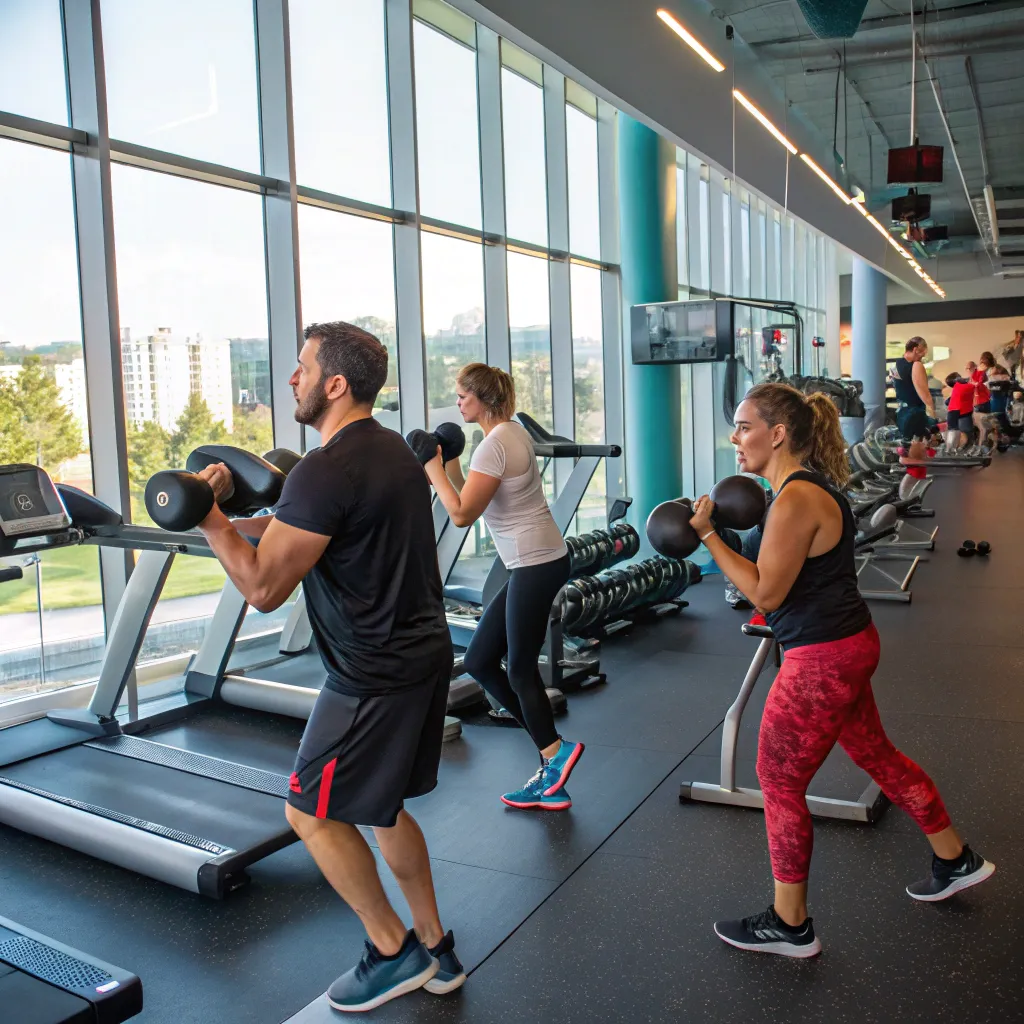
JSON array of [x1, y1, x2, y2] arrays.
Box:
[[200, 508, 267, 606]]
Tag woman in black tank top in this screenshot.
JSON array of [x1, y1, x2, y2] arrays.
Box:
[[687, 383, 993, 959]]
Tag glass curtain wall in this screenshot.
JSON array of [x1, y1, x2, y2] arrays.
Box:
[[673, 147, 838, 485], [0, 0, 624, 714]]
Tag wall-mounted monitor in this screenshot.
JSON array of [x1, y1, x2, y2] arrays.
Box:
[[630, 299, 735, 365]]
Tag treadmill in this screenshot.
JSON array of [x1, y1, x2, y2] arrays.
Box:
[[0, 914, 142, 1023], [0, 463, 302, 898]]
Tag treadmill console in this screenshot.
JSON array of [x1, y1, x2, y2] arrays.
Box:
[[0, 464, 71, 538]]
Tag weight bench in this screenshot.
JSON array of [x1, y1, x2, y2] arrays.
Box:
[[855, 517, 920, 603]]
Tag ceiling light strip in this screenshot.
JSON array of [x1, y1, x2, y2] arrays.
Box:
[[656, 10, 725, 72], [733, 90, 798, 154], [799, 153, 852, 205]]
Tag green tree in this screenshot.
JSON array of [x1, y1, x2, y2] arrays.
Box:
[[168, 393, 229, 466], [232, 404, 275, 456], [512, 353, 553, 427], [126, 420, 172, 524], [0, 380, 34, 464], [1, 357, 84, 474]]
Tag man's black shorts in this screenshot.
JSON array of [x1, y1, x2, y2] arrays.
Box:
[[287, 661, 452, 828], [897, 405, 933, 440]]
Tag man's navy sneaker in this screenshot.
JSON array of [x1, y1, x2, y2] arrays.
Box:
[[543, 738, 584, 794], [424, 931, 466, 994], [714, 906, 822, 958], [327, 931, 437, 1012], [907, 845, 995, 902]]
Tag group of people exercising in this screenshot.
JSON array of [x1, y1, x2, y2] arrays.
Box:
[[190, 321, 993, 1011], [891, 335, 1023, 450]]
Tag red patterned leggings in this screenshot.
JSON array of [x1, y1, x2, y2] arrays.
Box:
[[757, 624, 951, 884]]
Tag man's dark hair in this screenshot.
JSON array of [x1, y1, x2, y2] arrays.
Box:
[[303, 321, 388, 406], [906, 337, 926, 353]]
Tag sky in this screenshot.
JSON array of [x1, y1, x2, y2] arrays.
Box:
[[0, 0, 604, 348]]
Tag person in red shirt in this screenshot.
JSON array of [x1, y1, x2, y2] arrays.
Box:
[[968, 356, 992, 412], [945, 372, 975, 451]]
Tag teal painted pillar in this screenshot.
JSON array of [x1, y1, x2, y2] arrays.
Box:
[[851, 257, 888, 433], [618, 115, 682, 549]]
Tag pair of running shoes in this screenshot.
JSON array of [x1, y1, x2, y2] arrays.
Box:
[[326, 737, 585, 1013]]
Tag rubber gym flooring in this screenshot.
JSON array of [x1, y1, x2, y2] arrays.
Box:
[[3, 457, 1023, 1023]]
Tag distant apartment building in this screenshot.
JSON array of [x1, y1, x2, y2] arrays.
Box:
[[0, 365, 19, 383], [121, 327, 233, 433], [230, 338, 271, 407], [54, 357, 88, 444]]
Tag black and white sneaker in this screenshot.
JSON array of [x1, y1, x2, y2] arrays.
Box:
[[714, 906, 822, 958], [906, 845, 995, 902]]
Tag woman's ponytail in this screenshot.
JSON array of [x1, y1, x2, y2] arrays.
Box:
[[806, 392, 850, 489]]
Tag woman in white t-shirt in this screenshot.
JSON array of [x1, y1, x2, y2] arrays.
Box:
[[424, 363, 584, 811]]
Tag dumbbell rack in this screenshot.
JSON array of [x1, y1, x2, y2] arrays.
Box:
[[584, 594, 689, 640]]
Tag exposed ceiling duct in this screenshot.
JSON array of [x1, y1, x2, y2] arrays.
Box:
[[793, 0, 869, 39], [717, 0, 1024, 284]]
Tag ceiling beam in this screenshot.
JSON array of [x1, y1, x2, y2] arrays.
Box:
[[800, 34, 1024, 73]]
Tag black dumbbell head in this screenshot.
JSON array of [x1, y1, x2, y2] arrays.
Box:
[[962, 539, 976, 550], [708, 475, 768, 531], [647, 500, 700, 559], [956, 546, 975, 558], [145, 471, 215, 532], [977, 541, 991, 556], [262, 448, 302, 475], [405, 428, 440, 466], [434, 422, 466, 463], [185, 445, 285, 515]]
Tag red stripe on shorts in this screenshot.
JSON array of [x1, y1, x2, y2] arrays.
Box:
[[315, 758, 338, 819]]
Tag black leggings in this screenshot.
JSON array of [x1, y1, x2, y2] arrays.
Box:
[[462, 553, 571, 751]]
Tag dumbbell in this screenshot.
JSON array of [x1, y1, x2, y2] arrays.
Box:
[[646, 475, 767, 560], [405, 422, 466, 466], [145, 445, 287, 532], [262, 448, 302, 476]]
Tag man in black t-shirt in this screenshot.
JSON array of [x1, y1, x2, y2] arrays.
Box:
[[194, 322, 462, 1012]]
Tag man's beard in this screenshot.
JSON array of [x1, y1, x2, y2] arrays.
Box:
[[294, 377, 330, 428]]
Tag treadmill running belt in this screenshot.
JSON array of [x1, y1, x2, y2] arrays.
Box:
[[0, 775, 232, 855], [86, 735, 290, 798], [0, 746, 294, 852]]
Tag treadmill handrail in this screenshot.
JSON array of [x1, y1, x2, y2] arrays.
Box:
[[533, 442, 622, 459], [517, 411, 621, 459]]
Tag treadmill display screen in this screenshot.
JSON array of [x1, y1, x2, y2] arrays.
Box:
[[0, 466, 70, 537]]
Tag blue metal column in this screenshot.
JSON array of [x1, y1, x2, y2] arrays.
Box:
[[851, 257, 888, 433], [618, 115, 682, 546]]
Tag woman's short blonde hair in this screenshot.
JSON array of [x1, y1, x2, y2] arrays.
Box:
[[456, 363, 516, 420]]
